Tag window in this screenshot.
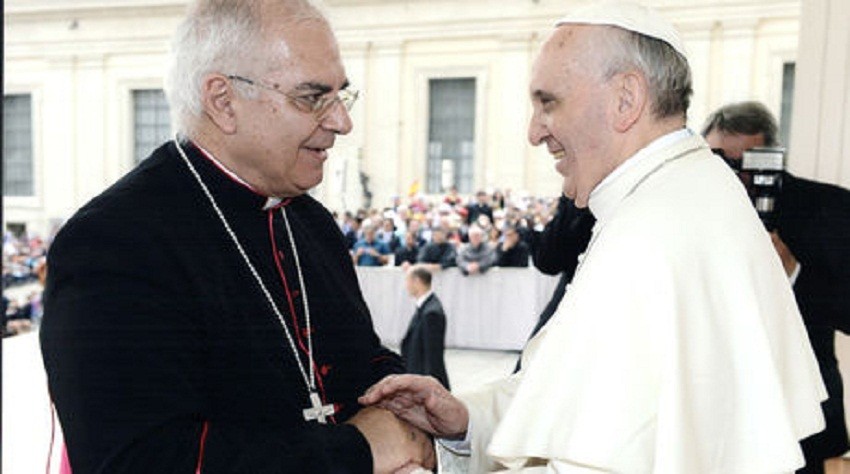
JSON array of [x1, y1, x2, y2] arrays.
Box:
[[3, 94, 34, 197], [427, 78, 476, 194], [133, 89, 172, 164], [779, 62, 795, 148]]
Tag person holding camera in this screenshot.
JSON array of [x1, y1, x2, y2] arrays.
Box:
[[703, 101, 850, 474]]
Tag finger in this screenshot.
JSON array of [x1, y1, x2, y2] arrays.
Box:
[[359, 375, 398, 403], [387, 399, 408, 414], [362, 374, 435, 406]]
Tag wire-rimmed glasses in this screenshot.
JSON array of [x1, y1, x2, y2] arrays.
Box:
[[226, 74, 359, 121]]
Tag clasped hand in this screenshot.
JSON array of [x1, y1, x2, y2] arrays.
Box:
[[346, 405, 435, 474], [359, 373, 470, 440]]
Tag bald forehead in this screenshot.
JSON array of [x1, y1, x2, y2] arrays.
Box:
[[546, 24, 581, 50], [531, 25, 602, 91], [261, 14, 343, 83], [538, 26, 601, 73]]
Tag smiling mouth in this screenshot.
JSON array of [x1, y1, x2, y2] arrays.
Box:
[[552, 150, 566, 160], [302, 147, 329, 163]]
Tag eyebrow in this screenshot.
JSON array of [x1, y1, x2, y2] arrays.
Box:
[[292, 79, 351, 94], [532, 89, 555, 101]]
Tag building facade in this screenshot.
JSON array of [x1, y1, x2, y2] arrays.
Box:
[[3, 0, 804, 237]]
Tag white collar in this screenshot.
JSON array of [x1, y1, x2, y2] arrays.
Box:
[[193, 143, 283, 210], [416, 290, 433, 308], [588, 129, 702, 222], [590, 128, 692, 200]]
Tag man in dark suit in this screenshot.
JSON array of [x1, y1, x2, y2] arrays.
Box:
[[496, 225, 531, 267], [401, 266, 450, 389], [703, 101, 850, 474], [416, 227, 457, 270], [465, 190, 494, 226], [394, 230, 420, 268]]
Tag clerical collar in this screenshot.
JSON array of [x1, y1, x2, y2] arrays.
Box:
[[591, 128, 693, 201], [192, 141, 285, 210], [416, 290, 433, 308], [588, 129, 704, 222]]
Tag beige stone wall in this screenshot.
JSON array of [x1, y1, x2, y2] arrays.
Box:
[[787, 0, 850, 188], [4, 0, 804, 235]]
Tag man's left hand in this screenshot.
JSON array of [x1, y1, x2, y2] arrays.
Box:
[[346, 406, 436, 474]]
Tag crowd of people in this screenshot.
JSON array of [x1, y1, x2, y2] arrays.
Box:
[[3, 231, 47, 288], [1, 189, 549, 337], [2, 231, 49, 337], [339, 188, 554, 272]]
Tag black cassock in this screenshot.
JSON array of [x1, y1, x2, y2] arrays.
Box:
[[41, 140, 404, 473]]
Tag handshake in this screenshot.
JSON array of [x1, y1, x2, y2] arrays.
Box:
[[348, 375, 469, 474]]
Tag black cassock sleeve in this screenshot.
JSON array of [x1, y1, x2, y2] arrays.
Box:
[[531, 195, 595, 277]]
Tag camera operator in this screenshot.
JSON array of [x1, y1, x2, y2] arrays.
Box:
[[703, 101, 850, 474]]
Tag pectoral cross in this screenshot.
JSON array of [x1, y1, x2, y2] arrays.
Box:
[[303, 391, 335, 424]]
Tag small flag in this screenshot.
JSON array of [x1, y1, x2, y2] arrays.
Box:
[[407, 179, 421, 197]]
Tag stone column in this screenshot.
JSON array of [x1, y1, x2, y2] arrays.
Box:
[[788, 0, 850, 187]]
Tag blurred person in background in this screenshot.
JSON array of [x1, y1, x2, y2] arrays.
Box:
[[456, 224, 496, 276], [352, 225, 391, 267], [703, 101, 850, 474], [417, 227, 457, 271], [394, 230, 421, 269], [401, 265, 450, 389], [495, 225, 531, 268]]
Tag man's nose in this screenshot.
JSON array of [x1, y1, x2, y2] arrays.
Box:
[[528, 114, 547, 146], [321, 101, 354, 135]]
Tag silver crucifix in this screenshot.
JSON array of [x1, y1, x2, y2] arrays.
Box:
[[303, 391, 335, 424]]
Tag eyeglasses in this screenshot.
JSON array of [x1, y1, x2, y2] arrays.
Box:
[[226, 74, 359, 121]]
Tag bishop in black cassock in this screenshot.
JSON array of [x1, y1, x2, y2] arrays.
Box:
[[40, 140, 405, 473]]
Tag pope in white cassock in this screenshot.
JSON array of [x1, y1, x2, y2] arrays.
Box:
[[360, 1, 827, 473]]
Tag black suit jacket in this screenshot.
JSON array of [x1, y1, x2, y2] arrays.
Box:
[[528, 196, 596, 337], [465, 203, 493, 225], [496, 241, 530, 267], [775, 173, 850, 465], [400, 293, 450, 389]]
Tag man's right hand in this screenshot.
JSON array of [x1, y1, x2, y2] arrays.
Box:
[[346, 406, 435, 474], [358, 375, 469, 439]]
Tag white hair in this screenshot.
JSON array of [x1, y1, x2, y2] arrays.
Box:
[[164, 0, 327, 135], [597, 26, 692, 119]]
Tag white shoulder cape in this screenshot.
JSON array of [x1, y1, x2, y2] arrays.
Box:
[[458, 134, 826, 473]]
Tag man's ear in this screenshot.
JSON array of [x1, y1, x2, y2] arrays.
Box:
[[201, 74, 238, 135], [611, 70, 648, 133]]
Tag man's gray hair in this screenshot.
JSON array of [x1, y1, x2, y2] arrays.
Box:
[[700, 101, 779, 146], [600, 27, 693, 120], [164, 0, 325, 135]]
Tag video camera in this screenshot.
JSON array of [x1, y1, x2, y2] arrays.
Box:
[[713, 147, 785, 231]]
